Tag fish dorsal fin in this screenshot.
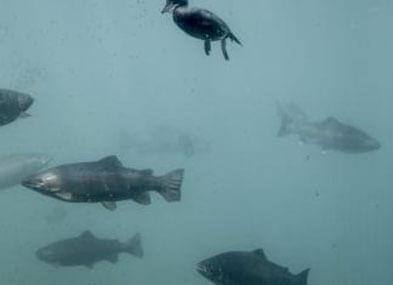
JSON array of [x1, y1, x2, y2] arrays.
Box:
[[102, 201, 117, 211], [253, 249, 267, 260], [80, 231, 95, 240], [97, 155, 123, 169], [133, 192, 151, 205], [322, 116, 340, 127]]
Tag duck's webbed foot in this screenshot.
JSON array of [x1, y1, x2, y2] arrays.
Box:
[[221, 39, 229, 61], [204, 40, 211, 56]]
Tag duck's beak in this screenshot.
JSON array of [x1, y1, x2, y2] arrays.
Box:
[[161, 2, 175, 14]]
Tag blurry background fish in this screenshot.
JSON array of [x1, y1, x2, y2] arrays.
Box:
[[118, 125, 210, 158], [0, 153, 50, 190]]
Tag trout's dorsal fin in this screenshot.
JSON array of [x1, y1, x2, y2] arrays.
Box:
[[322, 116, 340, 127], [97, 155, 123, 169], [80, 231, 95, 240], [253, 249, 267, 260]]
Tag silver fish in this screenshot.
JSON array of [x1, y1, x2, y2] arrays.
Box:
[[277, 103, 380, 153]]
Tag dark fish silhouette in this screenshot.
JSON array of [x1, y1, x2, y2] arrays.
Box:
[[0, 153, 50, 190], [197, 249, 310, 285], [162, 0, 241, 60], [22, 155, 184, 211], [0, 89, 34, 126], [36, 231, 143, 268], [277, 103, 381, 153]]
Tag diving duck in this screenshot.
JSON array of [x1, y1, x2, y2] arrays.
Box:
[[162, 0, 241, 60]]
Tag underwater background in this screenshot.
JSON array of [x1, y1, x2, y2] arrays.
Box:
[[0, 0, 392, 284]]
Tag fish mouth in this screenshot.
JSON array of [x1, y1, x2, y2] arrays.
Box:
[[196, 263, 207, 275], [18, 94, 34, 112], [21, 178, 44, 190], [36, 248, 57, 263], [35, 249, 44, 260]]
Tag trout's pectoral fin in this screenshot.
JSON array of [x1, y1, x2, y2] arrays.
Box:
[[133, 192, 151, 205], [55, 192, 73, 201], [101, 201, 117, 211], [106, 254, 119, 264]]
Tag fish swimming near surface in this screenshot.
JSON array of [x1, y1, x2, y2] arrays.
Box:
[[21, 155, 184, 211], [277, 103, 381, 153], [119, 125, 210, 157], [197, 249, 310, 285], [162, 0, 241, 60], [36, 231, 143, 268], [0, 89, 34, 126], [0, 153, 50, 190]]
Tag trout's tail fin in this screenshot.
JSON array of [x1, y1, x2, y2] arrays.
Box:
[[278, 112, 293, 137], [277, 102, 308, 137], [294, 268, 310, 285], [157, 169, 184, 202], [124, 233, 143, 258]]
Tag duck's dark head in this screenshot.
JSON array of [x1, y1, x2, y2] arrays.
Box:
[[161, 0, 188, 14]]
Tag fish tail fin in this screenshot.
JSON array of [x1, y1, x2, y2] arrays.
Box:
[[125, 233, 143, 258], [157, 169, 184, 202], [295, 269, 310, 285], [276, 102, 307, 137], [228, 32, 242, 46], [278, 112, 293, 137]]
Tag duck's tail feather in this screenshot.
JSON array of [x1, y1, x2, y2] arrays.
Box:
[[228, 32, 242, 46]]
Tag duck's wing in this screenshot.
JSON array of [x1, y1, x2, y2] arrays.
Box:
[[183, 8, 230, 32]]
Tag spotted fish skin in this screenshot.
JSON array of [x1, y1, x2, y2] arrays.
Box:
[[22, 155, 184, 210]]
